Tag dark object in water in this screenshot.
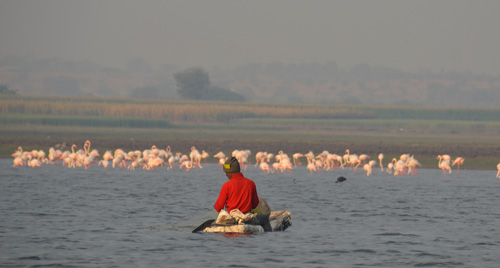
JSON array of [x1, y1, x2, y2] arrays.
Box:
[[335, 176, 347, 183]]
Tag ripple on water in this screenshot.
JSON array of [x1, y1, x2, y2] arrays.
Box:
[[2, 162, 500, 268]]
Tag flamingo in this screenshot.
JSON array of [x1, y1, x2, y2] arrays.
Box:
[[48, 147, 56, 164], [180, 160, 193, 172], [393, 158, 407, 176], [349, 155, 360, 172], [386, 162, 394, 175], [452, 157, 464, 175], [201, 150, 209, 163], [362, 160, 377, 176], [29, 158, 42, 167], [363, 163, 372, 176], [280, 158, 293, 173], [407, 156, 421, 176], [13, 156, 24, 167], [327, 154, 344, 170], [11, 146, 23, 158], [255, 151, 267, 167], [272, 162, 281, 174], [36, 150, 46, 162], [66, 144, 78, 168], [437, 155, 451, 177], [213, 151, 226, 167], [369, 160, 377, 172], [304, 151, 315, 164], [438, 154, 451, 163], [259, 162, 271, 174], [83, 140, 91, 156], [98, 159, 110, 168], [306, 161, 317, 174], [400, 154, 410, 163], [358, 154, 370, 166], [190, 146, 202, 169], [314, 159, 323, 174], [497, 162, 500, 178], [128, 160, 139, 170], [83, 149, 99, 169], [293, 153, 304, 166], [266, 153, 275, 164], [378, 153, 384, 171], [342, 149, 350, 167]]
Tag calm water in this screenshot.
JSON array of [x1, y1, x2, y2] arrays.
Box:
[[1, 159, 500, 268]]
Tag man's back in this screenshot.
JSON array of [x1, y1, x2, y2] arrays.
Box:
[[214, 172, 259, 214]]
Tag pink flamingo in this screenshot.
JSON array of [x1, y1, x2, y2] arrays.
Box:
[[307, 161, 317, 174], [11, 146, 23, 158], [304, 151, 315, 164], [363, 163, 372, 176], [437, 155, 451, 177], [293, 153, 304, 166], [438, 154, 451, 163], [272, 162, 281, 173], [358, 154, 370, 166], [259, 162, 271, 174], [393, 158, 407, 176], [378, 153, 384, 171], [180, 159, 193, 172], [496, 162, 500, 178], [452, 157, 464, 175], [254, 151, 267, 167], [128, 160, 139, 170], [342, 149, 350, 167], [386, 162, 394, 175], [314, 159, 323, 174], [201, 150, 209, 163], [98, 159, 110, 168], [29, 158, 42, 167], [407, 156, 421, 176], [213, 151, 226, 167], [13, 156, 24, 167]]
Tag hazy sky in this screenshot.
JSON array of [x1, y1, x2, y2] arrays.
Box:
[[1, 0, 500, 75]]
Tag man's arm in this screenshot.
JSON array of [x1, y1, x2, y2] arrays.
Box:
[[251, 183, 260, 209], [214, 184, 228, 212]]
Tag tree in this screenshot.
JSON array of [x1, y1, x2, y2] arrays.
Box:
[[174, 67, 211, 100], [174, 67, 245, 101], [0, 83, 18, 94]]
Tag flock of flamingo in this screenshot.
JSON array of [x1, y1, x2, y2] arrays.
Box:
[[9, 140, 500, 178]]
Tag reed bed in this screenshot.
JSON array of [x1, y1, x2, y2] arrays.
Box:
[[3, 95, 500, 125]]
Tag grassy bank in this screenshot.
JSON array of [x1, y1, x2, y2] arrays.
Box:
[[1, 95, 499, 170]]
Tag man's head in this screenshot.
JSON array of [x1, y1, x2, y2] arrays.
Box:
[[223, 156, 240, 179]]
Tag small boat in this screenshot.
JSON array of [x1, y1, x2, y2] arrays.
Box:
[[193, 210, 292, 234]]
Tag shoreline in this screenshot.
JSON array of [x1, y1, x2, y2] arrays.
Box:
[[3, 137, 499, 170]]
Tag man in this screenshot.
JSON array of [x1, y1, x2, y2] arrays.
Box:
[[214, 156, 260, 214], [214, 157, 271, 230]]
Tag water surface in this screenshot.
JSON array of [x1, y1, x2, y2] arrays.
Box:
[[1, 160, 500, 267]]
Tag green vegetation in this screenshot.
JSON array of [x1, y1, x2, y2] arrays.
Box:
[[2, 94, 500, 134], [174, 67, 245, 101], [0, 113, 171, 128], [0, 83, 18, 95], [1, 95, 499, 169]]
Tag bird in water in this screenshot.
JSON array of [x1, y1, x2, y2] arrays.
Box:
[[335, 176, 347, 183]]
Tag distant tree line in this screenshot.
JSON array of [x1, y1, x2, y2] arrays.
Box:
[[0, 84, 17, 95], [2, 55, 500, 107], [174, 67, 245, 101]]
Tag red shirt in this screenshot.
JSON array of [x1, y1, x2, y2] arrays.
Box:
[[214, 172, 260, 214]]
